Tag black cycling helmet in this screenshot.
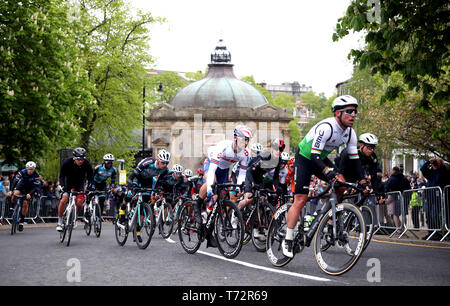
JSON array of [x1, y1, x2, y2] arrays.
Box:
[[73, 147, 87, 158]]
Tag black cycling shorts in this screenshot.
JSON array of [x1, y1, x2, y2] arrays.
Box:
[[294, 150, 332, 195]]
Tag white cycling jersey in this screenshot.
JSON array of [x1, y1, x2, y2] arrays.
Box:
[[206, 140, 250, 192], [298, 117, 359, 160]]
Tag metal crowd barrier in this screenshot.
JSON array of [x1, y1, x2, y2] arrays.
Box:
[[1, 195, 42, 225], [372, 186, 450, 242]]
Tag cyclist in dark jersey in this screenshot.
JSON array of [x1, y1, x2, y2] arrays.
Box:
[[8, 161, 42, 231], [337, 133, 380, 191], [57, 147, 94, 232], [86, 153, 118, 218]]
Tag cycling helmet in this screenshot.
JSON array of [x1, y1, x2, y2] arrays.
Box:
[[233, 125, 253, 139], [26, 161, 36, 169], [103, 153, 114, 161], [271, 138, 285, 152], [250, 142, 263, 152], [172, 164, 183, 173], [197, 168, 204, 175], [157, 149, 171, 163], [73, 147, 86, 158], [331, 95, 358, 112], [184, 169, 193, 177], [359, 133, 378, 146], [280, 152, 290, 161]]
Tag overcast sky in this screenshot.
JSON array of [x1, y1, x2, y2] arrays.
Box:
[[130, 0, 365, 98]]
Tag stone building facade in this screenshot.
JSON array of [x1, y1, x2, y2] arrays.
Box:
[[147, 40, 292, 171]]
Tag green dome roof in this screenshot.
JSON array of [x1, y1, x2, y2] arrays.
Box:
[[169, 40, 268, 109]]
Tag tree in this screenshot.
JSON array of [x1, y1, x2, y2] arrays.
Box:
[[0, 0, 91, 166], [333, 0, 449, 139], [75, 0, 165, 154]]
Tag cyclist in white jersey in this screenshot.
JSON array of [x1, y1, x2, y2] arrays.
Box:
[[282, 95, 367, 258], [194, 125, 253, 247]]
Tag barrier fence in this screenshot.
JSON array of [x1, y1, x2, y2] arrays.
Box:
[[1, 186, 449, 242]]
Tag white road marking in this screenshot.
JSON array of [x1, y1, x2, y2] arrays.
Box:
[[197, 250, 332, 282]]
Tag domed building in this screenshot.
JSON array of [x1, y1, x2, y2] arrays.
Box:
[[147, 40, 292, 170]]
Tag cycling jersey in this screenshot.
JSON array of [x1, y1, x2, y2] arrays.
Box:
[[127, 157, 168, 188], [157, 171, 185, 195], [93, 163, 117, 187], [244, 151, 281, 193], [338, 148, 380, 190], [205, 140, 250, 192], [12, 169, 42, 196], [298, 117, 358, 161], [59, 157, 94, 192], [264, 167, 288, 184]]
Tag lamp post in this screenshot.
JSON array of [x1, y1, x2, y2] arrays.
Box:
[[142, 82, 163, 153]]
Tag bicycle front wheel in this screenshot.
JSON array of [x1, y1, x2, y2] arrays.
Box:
[[134, 203, 154, 249], [313, 202, 366, 276], [66, 205, 76, 247], [178, 202, 201, 254], [94, 204, 102, 238], [10, 205, 20, 235], [251, 201, 275, 252], [266, 204, 294, 267], [214, 200, 244, 259], [159, 202, 174, 239]]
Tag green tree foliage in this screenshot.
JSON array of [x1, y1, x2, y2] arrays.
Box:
[[0, 0, 91, 166], [347, 66, 450, 161], [333, 0, 449, 139], [75, 0, 164, 152], [145, 71, 187, 108]]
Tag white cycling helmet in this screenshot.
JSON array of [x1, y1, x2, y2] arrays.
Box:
[[234, 125, 253, 139], [250, 142, 263, 152], [103, 153, 114, 161], [183, 169, 193, 177], [280, 152, 290, 161], [172, 164, 183, 173], [26, 161, 36, 169], [157, 149, 171, 163], [359, 133, 378, 146], [331, 95, 358, 112]]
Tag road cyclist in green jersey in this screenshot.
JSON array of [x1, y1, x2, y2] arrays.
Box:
[[282, 95, 369, 258]]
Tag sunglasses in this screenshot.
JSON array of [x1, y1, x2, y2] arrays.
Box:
[[160, 161, 169, 165], [341, 109, 357, 115], [365, 145, 376, 150], [75, 157, 85, 161]]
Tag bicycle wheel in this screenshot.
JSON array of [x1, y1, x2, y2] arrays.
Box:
[[214, 200, 244, 259], [84, 209, 92, 236], [178, 203, 201, 254], [251, 201, 275, 252], [133, 203, 154, 249], [66, 205, 76, 247], [345, 205, 374, 252], [313, 202, 366, 276], [159, 202, 174, 239], [10, 204, 19, 235], [266, 204, 294, 267], [94, 204, 102, 238], [242, 207, 252, 246], [114, 217, 129, 246]]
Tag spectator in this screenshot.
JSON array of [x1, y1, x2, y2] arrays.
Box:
[[420, 158, 450, 240], [385, 166, 411, 235], [0, 176, 6, 219]]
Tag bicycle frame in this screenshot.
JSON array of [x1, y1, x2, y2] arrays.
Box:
[[66, 194, 77, 227]]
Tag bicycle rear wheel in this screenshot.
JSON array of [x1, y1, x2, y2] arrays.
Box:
[[84, 210, 92, 236], [134, 203, 154, 249], [345, 204, 374, 251], [94, 204, 102, 238], [159, 202, 174, 239], [313, 202, 366, 276], [214, 200, 244, 259], [178, 203, 201, 254], [251, 201, 275, 252], [266, 204, 294, 267]]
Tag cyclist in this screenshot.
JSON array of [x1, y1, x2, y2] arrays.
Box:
[[7, 161, 42, 231], [237, 138, 286, 212], [181, 169, 194, 198], [119, 149, 171, 237], [188, 168, 205, 195], [86, 153, 117, 220], [156, 164, 186, 205], [337, 133, 380, 191], [194, 125, 253, 247], [57, 147, 94, 232], [263, 151, 291, 195], [231, 142, 263, 185], [282, 95, 365, 258]]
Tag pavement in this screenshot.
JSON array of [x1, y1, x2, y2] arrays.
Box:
[[2, 219, 449, 248]]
